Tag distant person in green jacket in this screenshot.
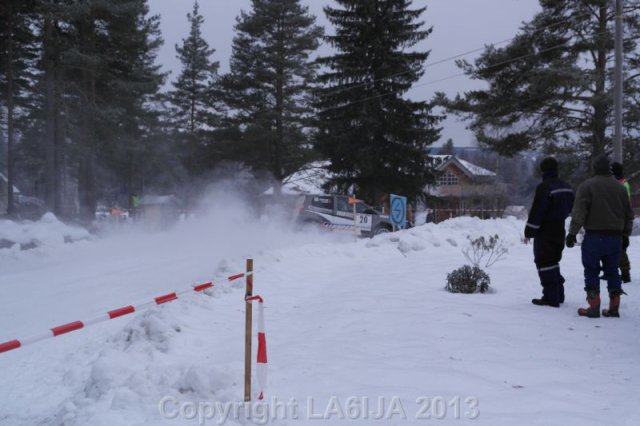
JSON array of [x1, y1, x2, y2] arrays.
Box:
[[611, 162, 631, 283], [565, 156, 634, 318], [130, 193, 140, 220]]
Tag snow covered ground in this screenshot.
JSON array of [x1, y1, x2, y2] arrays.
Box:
[[1, 194, 639, 426]]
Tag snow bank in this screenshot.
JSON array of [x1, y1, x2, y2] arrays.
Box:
[[366, 216, 523, 255], [0, 213, 91, 252], [51, 308, 240, 426], [2, 210, 639, 426]]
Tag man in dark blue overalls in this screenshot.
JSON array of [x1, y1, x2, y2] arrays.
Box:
[[525, 157, 575, 307]]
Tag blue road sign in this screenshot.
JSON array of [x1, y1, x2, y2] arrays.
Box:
[[390, 194, 407, 229]]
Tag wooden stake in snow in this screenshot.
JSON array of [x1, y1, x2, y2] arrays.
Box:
[[349, 195, 359, 241], [244, 258, 254, 402]]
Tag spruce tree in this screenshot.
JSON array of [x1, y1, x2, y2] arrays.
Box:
[[41, 5, 61, 213], [442, 138, 455, 155], [315, 0, 441, 206], [442, 0, 640, 171], [30, 0, 166, 220], [168, 0, 219, 174], [1, 0, 167, 220], [93, 0, 166, 201], [16, 0, 85, 217], [217, 0, 323, 190], [0, 0, 37, 216]]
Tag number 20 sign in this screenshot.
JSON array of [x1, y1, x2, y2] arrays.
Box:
[[355, 213, 372, 231]]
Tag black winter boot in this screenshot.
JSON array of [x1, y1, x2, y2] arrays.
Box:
[[532, 298, 560, 308], [602, 289, 625, 317], [578, 291, 600, 318]]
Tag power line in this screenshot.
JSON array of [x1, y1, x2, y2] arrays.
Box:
[[319, 11, 592, 99], [319, 29, 611, 112]]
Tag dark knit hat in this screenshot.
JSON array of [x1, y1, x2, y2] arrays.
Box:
[[611, 162, 624, 179], [540, 157, 558, 172], [593, 155, 611, 175]]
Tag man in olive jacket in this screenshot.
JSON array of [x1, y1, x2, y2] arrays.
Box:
[[566, 156, 634, 318]]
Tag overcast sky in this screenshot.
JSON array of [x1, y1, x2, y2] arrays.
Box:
[[150, 0, 542, 147]]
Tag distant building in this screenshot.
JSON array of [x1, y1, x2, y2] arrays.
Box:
[[425, 155, 507, 222], [138, 194, 181, 228], [261, 157, 509, 224]]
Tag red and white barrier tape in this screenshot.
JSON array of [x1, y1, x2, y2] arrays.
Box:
[[246, 295, 267, 400], [0, 272, 249, 355]]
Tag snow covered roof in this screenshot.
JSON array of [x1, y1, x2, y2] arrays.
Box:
[[457, 158, 496, 177], [431, 155, 496, 178], [139, 194, 179, 206], [263, 156, 495, 196], [264, 161, 332, 195]]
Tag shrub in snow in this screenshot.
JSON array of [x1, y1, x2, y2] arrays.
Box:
[[446, 235, 507, 294], [462, 234, 507, 268], [446, 264, 490, 294]]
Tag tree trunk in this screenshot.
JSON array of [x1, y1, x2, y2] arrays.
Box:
[[0, 94, 3, 175], [77, 16, 97, 222], [6, 2, 15, 217], [44, 12, 56, 212], [54, 80, 65, 216], [273, 15, 285, 194], [78, 154, 96, 222]]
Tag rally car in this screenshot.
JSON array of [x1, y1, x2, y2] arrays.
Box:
[[293, 194, 393, 237]]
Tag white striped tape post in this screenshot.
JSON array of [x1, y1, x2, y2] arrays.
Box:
[[0, 272, 247, 355], [246, 295, 267, 401]]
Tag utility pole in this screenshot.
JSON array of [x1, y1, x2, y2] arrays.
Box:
[[613, 0, 624, 163]]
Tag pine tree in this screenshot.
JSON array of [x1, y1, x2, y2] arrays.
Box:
[[1, 0, 167, 220], [30, 0, 166, 220], [442, 138, 455, 155], [168, 0, 219, 174], [41, 6, 61, 213], [92, 0, 166, 202], [315, 0, 441, 206], [442, 0, 640, 170], [29, 0, 69, 215], [217, 0, 323, 190], [0, 0, 37, 216], [16, 0, 86, 217]]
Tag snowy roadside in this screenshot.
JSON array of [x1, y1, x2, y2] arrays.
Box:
[[0, 214, 638, 425]]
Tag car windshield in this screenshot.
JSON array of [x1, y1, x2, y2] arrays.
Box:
[[335, 196, 351, 212], [355, 202, 370, 213]]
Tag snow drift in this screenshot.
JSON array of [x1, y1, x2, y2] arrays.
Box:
[[1, 204, 638, 425]]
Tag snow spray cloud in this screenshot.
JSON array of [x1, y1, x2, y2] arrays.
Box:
[[82, 177, 346, 283], [171, 178, 347, 257]]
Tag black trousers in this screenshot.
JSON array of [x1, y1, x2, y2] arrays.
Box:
[[533, 232, 566, 304]]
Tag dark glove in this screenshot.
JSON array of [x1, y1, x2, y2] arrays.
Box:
[[623, 235, 630, 249], [565, 234, 577, 248], [524, 226, 537, 239]]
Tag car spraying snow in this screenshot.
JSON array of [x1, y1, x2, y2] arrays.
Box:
[[293, 194, 393, 237]]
